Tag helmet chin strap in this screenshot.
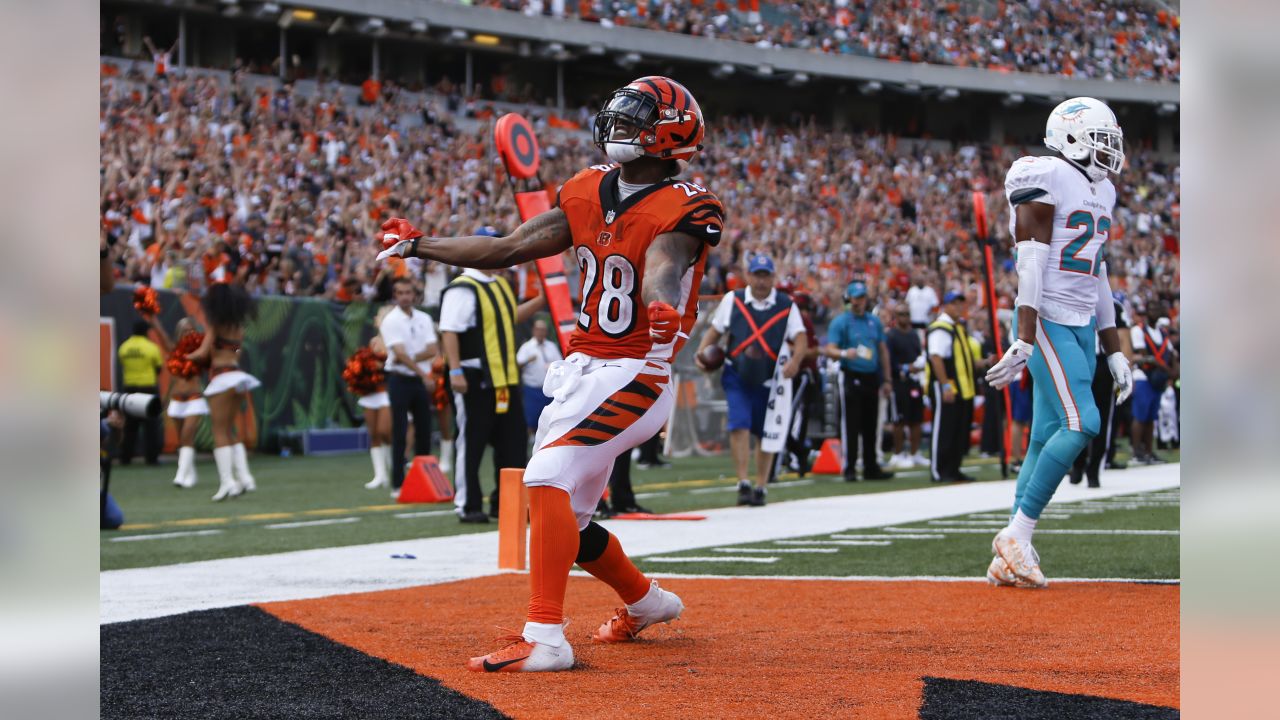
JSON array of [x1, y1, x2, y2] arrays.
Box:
[[1061, 152, 1107, 183]]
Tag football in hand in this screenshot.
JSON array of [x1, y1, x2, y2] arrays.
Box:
[[697, 344, 726, 371]]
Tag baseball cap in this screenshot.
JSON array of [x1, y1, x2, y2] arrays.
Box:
[[747, 255, 775, 275], [942, 290, 965, 304], [845, 281, 867, 299]]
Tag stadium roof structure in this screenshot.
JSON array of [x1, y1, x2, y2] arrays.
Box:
[[170, 0, 1178, 106]]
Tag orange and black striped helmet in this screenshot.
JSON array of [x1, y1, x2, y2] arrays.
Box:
[[593, 76, 705, 164]]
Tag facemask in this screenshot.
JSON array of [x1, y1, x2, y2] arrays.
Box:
[[605, 142, 644, 164]]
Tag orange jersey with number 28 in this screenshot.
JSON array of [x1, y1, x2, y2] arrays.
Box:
[[557, 164, 725, 362]]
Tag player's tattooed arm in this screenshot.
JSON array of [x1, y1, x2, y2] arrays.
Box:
[[411, 208, 572, 269], [642, 231, 702, 307], [1011, 201, 1056, 343]]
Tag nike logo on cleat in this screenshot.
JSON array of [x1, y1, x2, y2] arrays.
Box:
[[482, 655, 529, 672]]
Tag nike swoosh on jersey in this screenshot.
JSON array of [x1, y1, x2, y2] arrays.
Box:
[[482, 655, 529, 672], [706, 226, 720, 233]]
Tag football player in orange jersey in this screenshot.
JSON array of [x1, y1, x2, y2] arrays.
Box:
[[377, 76, 724, 672]]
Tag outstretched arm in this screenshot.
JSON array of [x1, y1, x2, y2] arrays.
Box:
[[986, 201, 1054, 389], [380, 209, 571, 269]]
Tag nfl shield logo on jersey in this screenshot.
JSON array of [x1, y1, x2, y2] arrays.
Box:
[[605, 209, 616, 224]]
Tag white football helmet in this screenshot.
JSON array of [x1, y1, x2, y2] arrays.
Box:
[[1044, 97, 1125, 182]]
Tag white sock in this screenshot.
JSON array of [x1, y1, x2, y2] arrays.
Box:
[[232, 442, 255, 488], [625, 580, 662, 616], [522, 621, 567, 647], [1008, 509, 1038, 545], [175, 446, 195, 485], [369, 446, 387, 481]]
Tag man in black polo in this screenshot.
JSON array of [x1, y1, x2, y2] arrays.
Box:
[[885, 305, 927, 469], [1070, 292, 1133, 487], [440, 259, 544, 523]]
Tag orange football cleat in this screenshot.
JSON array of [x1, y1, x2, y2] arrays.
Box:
[[466, 633, 574, 673]]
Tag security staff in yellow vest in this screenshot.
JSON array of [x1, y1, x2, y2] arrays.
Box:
[[440, 261, 545, 523], [926, 291, 978, 483], [117, 318, 165, 465]]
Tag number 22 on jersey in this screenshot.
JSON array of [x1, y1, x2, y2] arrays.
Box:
[[576, 247, 637, 337], [1061, 210, 1111, 276]]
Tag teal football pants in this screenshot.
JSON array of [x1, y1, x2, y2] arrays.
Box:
[[1012, 318, 1100, 519]]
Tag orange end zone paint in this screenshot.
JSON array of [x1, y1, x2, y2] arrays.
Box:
[[260, 575, 1178, 719]]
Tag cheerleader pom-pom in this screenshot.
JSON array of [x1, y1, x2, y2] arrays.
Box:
[[167, 332, 206, 378], [343, 347, 386, 397], [133, 286, 161, 317]]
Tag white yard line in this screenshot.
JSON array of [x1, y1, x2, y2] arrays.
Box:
[[643, 556, 778, 564], [831, 533, 946, 540], [884, 527, 1179, 536], [773, 539, 893, 546], [714, 547, 838, 554], [101, 462, 1179, 624], [109, 530, 224, 542], [641, 572, 1180, 585], [393, 510, 456, 519], [265, 517, 360, 530]]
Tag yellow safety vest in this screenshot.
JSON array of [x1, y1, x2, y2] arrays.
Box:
[[925, 318, 976, 401], [451, 274, 520, 411]]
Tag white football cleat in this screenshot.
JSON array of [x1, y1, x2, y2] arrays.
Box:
[[986, 555, 1044, 588], [467, 634, 574, 673], [992, 529, 1048, 588], [593, 580, 684, 643]]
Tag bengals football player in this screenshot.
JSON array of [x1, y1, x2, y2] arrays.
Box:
[[377, 76, 724, 673]]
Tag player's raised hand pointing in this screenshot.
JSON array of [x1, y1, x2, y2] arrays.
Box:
[[376, 218, 424, 261]]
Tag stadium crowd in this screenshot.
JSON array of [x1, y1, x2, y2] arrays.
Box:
[[464, 0, 1180, 82], [99, 63, 1180, 334]]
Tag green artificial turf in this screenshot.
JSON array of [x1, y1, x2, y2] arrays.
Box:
[[101, 443, 1177, 572], [634, 489, 1180, 580]]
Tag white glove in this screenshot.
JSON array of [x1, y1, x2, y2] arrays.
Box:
[[985, 339, 1034, 389], [1107, 352, 1133, 404], [375, 235, 414, 262]]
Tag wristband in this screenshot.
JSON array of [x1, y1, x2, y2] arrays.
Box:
[[449, 368, 464, 377], [409, 237, 420, 259]]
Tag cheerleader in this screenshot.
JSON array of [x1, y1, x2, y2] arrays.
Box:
[[188, 283, 260, 501], [347, 307, 392, 489], [154, 317, 210, 488]]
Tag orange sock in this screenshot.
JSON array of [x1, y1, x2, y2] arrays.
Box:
[[526, 486, 579, 625], [579, 532, 651, 606]]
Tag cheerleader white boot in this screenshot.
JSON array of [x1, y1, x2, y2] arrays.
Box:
[[232, 442, 256, 492], [212, 446, 243, 501], [439, 439, 454, 474], [174, 446, 197, 488], [365, 445, 390, 489]]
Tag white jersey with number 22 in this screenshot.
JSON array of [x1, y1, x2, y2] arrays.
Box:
[[1004, 155, 1116, 327]]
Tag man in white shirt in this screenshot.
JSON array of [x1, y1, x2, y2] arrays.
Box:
[[905, 274, 939, 330], [379, 277, 439, 498], [516, 317, 562, 439]]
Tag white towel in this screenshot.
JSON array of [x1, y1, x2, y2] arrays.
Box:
[[761, 343, 794, 454]]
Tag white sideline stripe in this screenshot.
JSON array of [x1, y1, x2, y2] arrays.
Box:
[[714, 547, 838, 554], [634, 491, 671, 499], [642, 572, 1180, 585], [265, 517, 360, 529], [101, 462, 1179, 624], [884, 527, 1179, 536], [110, 530, 224, 542], [643, 556, 778, 564], [393, 510, 455, 519], [774, 539, 893, 547], [689, 486, 735, 495], [831, 534, 945, 540], [966, 513, 1078, 520]]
